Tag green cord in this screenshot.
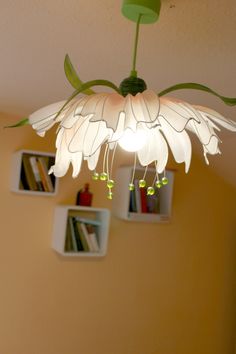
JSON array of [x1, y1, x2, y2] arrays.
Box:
[[131, 14, 143, 78]]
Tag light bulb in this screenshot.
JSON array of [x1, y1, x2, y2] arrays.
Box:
[[118, 129, 147, 152]]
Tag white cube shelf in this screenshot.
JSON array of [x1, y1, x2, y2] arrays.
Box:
[[10, 149, 58, 196], [112, 166, 174, 223], [52, 205, 110, 257]]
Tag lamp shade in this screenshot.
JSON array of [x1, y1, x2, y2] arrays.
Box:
[[29, 89, 236, 180]]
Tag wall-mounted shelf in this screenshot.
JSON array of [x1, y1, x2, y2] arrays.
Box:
[[10, 149, 58, 196], [52, 205, 110, 257], [112, 166, 174, 223]]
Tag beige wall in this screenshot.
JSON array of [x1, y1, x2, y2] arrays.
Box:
[[0, 112, 236, 354]]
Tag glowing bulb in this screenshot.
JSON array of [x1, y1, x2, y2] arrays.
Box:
[[118, 129, 147, 152]]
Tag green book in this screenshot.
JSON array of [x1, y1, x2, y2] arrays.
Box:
[[64, 219, 74, 252], [68, 217, 78, 251]]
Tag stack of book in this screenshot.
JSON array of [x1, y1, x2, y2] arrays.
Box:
[[20, 154, 55, 192], [129, 180, 160, 214], [65, 216, 100, 253]]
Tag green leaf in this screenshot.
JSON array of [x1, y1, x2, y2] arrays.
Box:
[[158, 82, 236, 106], [64, 54, 95, 95], [4, 118, 29, 128], [54, 79, 121, 120]]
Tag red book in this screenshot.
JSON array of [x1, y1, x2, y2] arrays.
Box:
[[139, 187, 147, 213]]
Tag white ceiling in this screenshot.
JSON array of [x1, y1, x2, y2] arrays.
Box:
[[0, 0, 236, 186]]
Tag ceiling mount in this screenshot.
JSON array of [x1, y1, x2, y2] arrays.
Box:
[[122, 0, 161, 24]]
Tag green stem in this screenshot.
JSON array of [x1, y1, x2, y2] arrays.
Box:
[[131, 14, 142, 78], [158, 82, 236, 106]]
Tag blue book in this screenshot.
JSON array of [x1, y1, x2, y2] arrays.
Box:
[[129, 189, 137, 212]]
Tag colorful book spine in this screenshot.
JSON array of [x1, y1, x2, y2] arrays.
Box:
[[79, 223, 95, 252], [75, 222, 90, 252], [139, 186, 147, 213], [147, 192, 160, 214], [22, 155, 38, 191], [64, 219, 74, 252], [37, 157, 54, 192], [29, 156, 44, 191], [74, 217, 101, 227], [85, 224, 99, 252], [129, 189, 137, 212], [68, 217, 78, 251], [71, 217, 84, 251], [134, 179, 141, 213]]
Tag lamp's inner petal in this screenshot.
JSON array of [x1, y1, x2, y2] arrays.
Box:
[[195, 105, 236, 132], [29, 100, 67, 134], [137, 127, 169, 173], [159, 117, 192, 173], [86, 147, 101, 171]]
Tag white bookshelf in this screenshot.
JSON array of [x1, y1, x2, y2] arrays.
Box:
[[52, 205, 110, 257], [112, 166, 174, 223], [10, 149, 58, 196]]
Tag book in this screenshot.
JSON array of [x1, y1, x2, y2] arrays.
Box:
[[139, 186, 147, 213], [20, 158, 30, 190], [29, 156, 44, 191], [64, 219, 74, 252], [85, 224, 99, 252], [134, 179, 141, 213], [147, 191, 160, 214], [68, 217, 78, 251], [80, 223, 99, 252], [21, 155, 38, 191], [129, 189, 137, 212], [74, 216, 101, 227], [37, 158, 49, 192], [71, 217, 84, 251], [79, 223, 95, 252], [75, 222, 90, 252], [37, 157, 54, 192]]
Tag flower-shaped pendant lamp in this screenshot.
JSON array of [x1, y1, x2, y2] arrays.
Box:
[[12, 0, 236, 199]]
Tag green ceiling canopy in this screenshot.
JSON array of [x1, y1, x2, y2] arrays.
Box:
[[122, 0, 161, 24]]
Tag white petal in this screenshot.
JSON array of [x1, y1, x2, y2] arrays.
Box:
[[123, 94, 139, 130], [29, 100, 67, 134], [195, 105, 236, 131], [83, 121, 111, 156], [68, 119, 111, 156], [159, 117, 192, 172], [71, 152, 83, 178], [86, 148, 101, 170], [140, 90, 160, 122], [109, 112, 126, 142], [80, 94, 107, 117], [159, 97, 201, 132], [137, 127, 168, 173], [100, 93, 125, 130]]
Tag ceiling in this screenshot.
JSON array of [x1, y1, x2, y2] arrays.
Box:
[[0, 0, 236, 187]]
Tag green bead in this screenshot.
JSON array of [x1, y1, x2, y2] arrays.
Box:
[[162, 177, 169, 185], [100, 172, 108, 181], [139, 179, 146, 188], [155, 180, 162, 189], [147, 186, 155, 195], [92, 172, 99, 181], [129, 183, 135, 191], [107, 179, 114, 188], [107, 191, 113, 200]]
